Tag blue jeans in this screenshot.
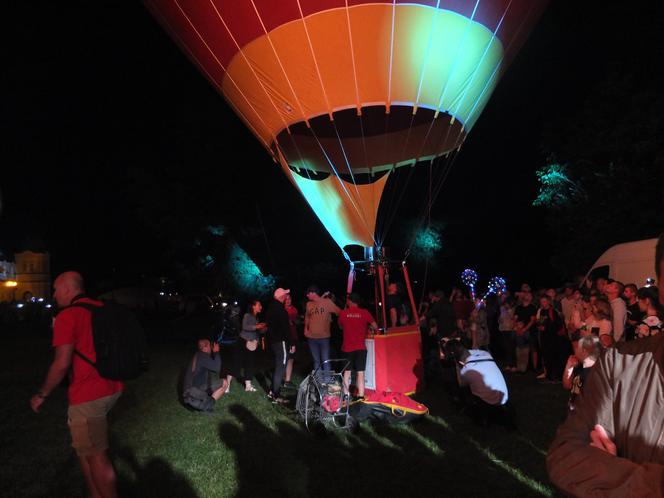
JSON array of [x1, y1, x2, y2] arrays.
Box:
[[307, 338, 330, 375]]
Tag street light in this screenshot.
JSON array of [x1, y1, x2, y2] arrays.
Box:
[[4, 280, 18, 302]]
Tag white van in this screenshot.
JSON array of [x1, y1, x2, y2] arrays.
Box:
[[585, 238, 658, 287]]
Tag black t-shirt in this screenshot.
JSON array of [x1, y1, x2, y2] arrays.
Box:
[[569, 365, 592, 411], [627, 302, 644, 325], [426, 299, 455, 337], [385, 294, 401, 311], [514, 304, 537, 328], [625, 302, 643, 341]]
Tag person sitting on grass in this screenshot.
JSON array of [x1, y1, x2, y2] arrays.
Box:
[[338, 293, 377, 401], [182, 339, 228, 412], [562, 335, 602, 412]]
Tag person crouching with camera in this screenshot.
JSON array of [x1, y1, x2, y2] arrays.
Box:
[[441, 338, 513, 428], [182, 339, 228, 412]]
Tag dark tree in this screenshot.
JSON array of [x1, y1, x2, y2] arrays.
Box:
[[539, 1, 664, 277]]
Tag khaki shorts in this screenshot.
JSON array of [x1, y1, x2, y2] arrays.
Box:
[[67, 392, 121, 456]]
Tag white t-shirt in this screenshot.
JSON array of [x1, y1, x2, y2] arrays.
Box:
[[560, 296, 576, 324], [459, 350, 508, 406], [610, 297, 627, 342]]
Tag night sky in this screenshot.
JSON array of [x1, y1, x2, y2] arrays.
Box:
[[2, 1, 657, 295]]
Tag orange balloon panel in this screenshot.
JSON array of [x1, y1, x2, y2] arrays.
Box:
[[146, 0, 549, 248]]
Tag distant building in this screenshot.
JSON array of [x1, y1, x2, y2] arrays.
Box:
[[0, 251, 51, 302], [0, 260, 17, 302], [0, 260, 16, 280]]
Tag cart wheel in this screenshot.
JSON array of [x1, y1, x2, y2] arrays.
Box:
[[344, 413, 357, 431], [303, 380, 319, 430], [332, 412, 356, 431]]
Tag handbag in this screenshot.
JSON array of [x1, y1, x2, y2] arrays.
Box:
[[246, 339, 258, 351], [183, 386, 215, 411]]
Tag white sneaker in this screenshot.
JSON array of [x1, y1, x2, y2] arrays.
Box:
[[225, 383, 230, 393]]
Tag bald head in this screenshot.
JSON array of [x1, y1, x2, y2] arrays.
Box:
[[53, 271, 85, 308]]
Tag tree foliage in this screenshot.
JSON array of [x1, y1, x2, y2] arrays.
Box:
[[539, 2, 664, 277], [532, 163, 585, 208]]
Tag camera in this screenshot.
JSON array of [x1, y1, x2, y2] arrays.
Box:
[[440, 337, 463, 365]]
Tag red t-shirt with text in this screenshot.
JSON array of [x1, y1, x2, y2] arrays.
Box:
[[338, 306, 375, 352], [52, 298, 124, 405]]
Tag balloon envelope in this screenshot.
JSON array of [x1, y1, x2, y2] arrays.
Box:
[[147, 0, 548, 249]]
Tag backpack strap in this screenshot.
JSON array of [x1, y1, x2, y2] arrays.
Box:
[[67, 301, 99, 312], [74, 349, 97, 368], [464, 358, 496, 365], [67, 301, 101, 369]]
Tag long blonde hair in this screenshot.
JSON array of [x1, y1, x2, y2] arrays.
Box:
[[592, 298, 612, 321]]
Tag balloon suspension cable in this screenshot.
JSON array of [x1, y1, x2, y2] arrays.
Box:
[[401, 260, 420, 326], [405, 0, 522, 257]]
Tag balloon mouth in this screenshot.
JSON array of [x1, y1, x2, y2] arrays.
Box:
[[274, 105, 464, 182]]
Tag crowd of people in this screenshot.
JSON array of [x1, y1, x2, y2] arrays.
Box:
[[28, 233, 664, 498], [546, 236, 664, 496], [191, 284, 380, 407], [416, 277, 664, 408], [181, 269, 664, 422]]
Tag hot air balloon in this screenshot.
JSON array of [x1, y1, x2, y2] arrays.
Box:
[[146, 0, 548, 393], [145, 0, 548, 250]]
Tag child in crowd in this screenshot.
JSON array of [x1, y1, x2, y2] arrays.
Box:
[[562, 335, 602, 411]]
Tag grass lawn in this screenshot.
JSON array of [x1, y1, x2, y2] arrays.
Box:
[[1, 318, 568, 497]]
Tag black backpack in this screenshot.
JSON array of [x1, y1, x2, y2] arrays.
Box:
[[70, 300, 149, 381]]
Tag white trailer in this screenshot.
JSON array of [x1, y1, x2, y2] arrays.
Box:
[[585, 238, 658, 287]]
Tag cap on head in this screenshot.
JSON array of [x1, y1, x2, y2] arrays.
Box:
[[274, 288, 290, 300]]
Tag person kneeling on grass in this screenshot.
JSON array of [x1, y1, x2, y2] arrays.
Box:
[[339, 293, 377, 401], [182, 339, 228, 412], [441, 338, 512, 427]]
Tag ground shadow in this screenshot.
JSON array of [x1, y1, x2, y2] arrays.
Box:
[[219, 402, 550, 498], [115, 447, 199, 498]]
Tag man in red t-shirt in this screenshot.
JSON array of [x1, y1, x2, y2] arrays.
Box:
[[30, 271, 122, 498], [338, 293, 377, 400]]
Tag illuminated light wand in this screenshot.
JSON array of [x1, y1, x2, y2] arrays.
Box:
[[461, 269, 478, 299], [479, 276, 507, 303]]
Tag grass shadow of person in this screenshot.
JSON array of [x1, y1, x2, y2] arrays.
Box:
[[408, 415, 553, 497], [218, 403, 304, 497], [115, 447, 199, 498], [218, 396, 553, 497]]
